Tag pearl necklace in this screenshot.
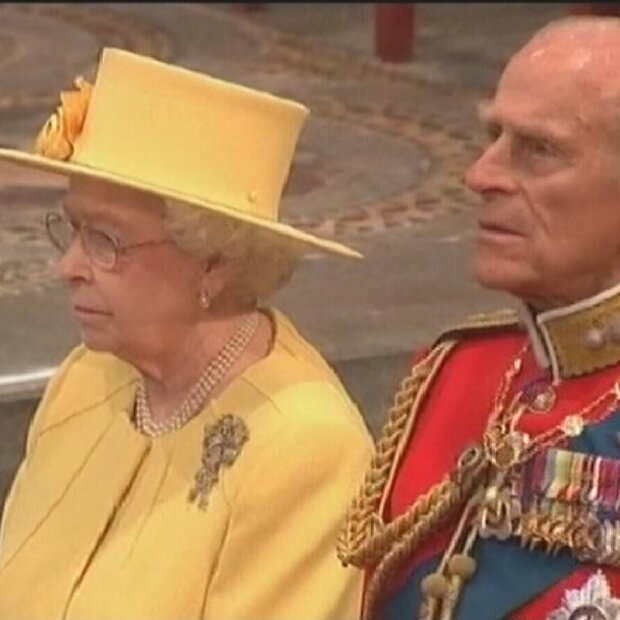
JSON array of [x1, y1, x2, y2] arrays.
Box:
[[134, 313, 260, 437]]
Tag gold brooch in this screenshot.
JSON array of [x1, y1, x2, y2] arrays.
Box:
[[188, 414, 249, 510], [35, 76, 93, 160]]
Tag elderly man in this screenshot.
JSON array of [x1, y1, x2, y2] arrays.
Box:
[[339, 16, 620, 620]]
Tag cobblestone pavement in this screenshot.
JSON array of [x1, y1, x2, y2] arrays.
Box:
[[0, 3, 571, 498]]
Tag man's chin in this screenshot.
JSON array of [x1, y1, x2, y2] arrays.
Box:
[[473, 261, 530, 297]]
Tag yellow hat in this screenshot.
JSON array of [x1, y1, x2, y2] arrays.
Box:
[[0, 48, 361, 258]]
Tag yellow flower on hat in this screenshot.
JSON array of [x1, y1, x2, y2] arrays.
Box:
[[35, 76, 93, 160]]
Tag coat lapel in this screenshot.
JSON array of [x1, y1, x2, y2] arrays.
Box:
[[0, 353, 155, 620]]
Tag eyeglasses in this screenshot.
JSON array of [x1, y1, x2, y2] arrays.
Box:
[[45, 211, 169, 271]]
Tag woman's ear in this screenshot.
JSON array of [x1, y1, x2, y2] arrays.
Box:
[[199, 253, 238, 305]]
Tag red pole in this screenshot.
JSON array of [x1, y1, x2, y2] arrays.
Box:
[[569, 3, 620, 15], [233, 3, 264, 13], [375, 4, 415, 63]]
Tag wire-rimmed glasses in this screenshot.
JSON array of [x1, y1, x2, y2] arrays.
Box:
[[45, 211, 169, 271]]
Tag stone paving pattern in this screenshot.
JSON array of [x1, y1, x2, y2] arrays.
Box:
[[0, 3, 571, 502]]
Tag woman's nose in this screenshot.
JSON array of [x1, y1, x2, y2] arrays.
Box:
[[55, 235, 92, 282]]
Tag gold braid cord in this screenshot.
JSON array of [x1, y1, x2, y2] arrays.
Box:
[[362, 457, 487, 620], [337, 310, 521, 620], [337, 341, 457, 568]]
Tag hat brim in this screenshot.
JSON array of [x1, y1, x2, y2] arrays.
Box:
[[0, 148, 363, 259]]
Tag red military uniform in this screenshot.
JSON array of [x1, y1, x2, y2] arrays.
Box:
[[340, 288, 620, 620]]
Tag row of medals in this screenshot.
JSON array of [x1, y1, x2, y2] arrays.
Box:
[[475, 383, 599, 556], [474, 382, 620, 620]]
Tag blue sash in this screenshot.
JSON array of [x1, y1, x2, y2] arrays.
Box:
[[380, 411, 620, 620]]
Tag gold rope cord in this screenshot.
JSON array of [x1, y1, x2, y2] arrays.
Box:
[[337, 314, 523, 619], [361, 456, 487, 620], [337, 340, 458, 568], [336, 336, 502, 620]]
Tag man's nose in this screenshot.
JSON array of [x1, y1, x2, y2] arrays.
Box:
[[463, 138, 518, 196], [55, 236, 93, 283]]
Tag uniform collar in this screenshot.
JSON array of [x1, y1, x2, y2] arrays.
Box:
[[521, 281, 620, 382]]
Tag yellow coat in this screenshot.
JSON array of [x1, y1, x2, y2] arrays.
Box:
[[0, 311, 372, 620]]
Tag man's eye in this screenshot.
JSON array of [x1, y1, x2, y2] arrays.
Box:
[[523, 137, 555, 157], [485, 125, 501, 142]]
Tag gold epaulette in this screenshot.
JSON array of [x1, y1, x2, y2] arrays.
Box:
[[432, 308, 523, 347]]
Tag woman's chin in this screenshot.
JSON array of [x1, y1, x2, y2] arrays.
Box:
[[79, 328, 117, 353]]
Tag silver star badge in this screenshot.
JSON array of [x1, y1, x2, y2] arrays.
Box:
[[546, 571, 620, 620]]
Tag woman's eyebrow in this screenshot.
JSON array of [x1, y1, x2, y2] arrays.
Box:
[[61, 200, 127, 229]]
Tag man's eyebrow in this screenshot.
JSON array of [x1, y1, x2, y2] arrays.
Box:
[[473, 103, 567, 144]]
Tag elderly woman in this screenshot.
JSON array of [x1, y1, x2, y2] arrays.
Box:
[[0, 48, 372, 620]]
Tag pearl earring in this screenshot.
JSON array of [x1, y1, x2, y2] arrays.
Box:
[[199, 289, 211, 310]]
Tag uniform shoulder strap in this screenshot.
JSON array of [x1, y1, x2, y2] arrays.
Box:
[[433, 308, 522, 347]]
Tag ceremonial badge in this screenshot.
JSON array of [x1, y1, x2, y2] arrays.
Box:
[[546, 571, 620, 620]]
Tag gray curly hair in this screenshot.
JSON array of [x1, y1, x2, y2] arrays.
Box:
[[163, 199, 306, 303]]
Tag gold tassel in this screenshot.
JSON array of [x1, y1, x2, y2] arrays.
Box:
[[419, 572, 449, 620], [438, 553, 477, 620]]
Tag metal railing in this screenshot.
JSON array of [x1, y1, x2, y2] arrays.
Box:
[[0, 368, 56, 403]]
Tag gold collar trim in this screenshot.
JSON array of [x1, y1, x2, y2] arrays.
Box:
[[521, 281, 620, 381]]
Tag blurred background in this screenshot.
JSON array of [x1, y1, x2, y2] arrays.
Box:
[[0, 2, 604, 503]]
